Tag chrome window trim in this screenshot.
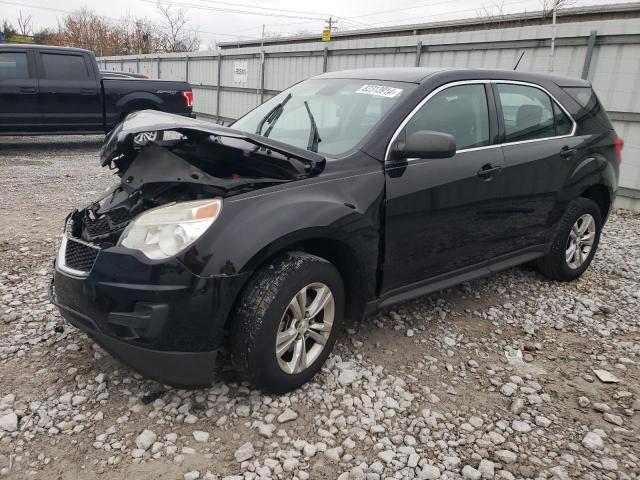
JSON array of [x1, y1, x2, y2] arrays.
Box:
[[384, 79, 578, 163]]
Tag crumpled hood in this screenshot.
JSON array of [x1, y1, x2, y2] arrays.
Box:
[[100, 110, 326, 174]]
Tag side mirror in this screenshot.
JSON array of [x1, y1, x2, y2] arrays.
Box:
[[391, 130, 456, 160]]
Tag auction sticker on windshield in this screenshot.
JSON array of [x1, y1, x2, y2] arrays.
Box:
[[356, 84, 403, 98]]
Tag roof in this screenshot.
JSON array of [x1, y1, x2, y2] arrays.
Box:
[[0, 44, 91, 55], [219, 2, 640, 49], [313, 67, 591, 87], [316, 68, 447, 83]]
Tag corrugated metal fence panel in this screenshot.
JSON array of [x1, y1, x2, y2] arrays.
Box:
[[159, 59, 187, 81], [265, 55, 323, 91], [188, 57, 218, 86], [192, 86, 217, 118], [98, 16, 640, 198], [613, 120, 640, 191]]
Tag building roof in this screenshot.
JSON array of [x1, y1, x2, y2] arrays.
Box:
[[219, 2, 640, 49]]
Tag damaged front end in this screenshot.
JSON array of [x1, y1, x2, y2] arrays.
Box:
[[78, 110, 326, 249], [50, 111, 327, 387]]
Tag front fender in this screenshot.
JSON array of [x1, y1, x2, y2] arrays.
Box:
[[180, 170, 384, 280]]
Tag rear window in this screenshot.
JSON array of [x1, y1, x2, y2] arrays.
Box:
[[563, 87, 613, 130], [41, 53, 90, 80]]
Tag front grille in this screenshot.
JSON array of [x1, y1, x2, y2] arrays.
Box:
[[84, 207, 132, 238], [64, 238, 99, 272]]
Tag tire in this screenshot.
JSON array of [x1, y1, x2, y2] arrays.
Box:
[[230, 252, 344, 393], [537, 197, 602, 281]]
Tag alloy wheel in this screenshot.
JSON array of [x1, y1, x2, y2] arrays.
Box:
[[565, 213, 596, 269], [133, 131, 158, 146], [275, 282, 335, 374]]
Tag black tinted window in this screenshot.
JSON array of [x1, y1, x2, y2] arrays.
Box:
[[553, 102, 572, 136], [0, 52, 29, 80], [406, 84, 490, 151], [42, 53, 89, 80], [563, 86, 613, 130], [497, 84, 556, 142]]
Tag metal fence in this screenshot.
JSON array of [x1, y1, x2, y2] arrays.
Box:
[[99, 14, 640, 210]]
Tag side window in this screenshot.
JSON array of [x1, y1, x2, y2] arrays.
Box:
[[497, 84, 568, 142], [405, 84, 490, 151], [553, 102, 573, 136], [0, 52, 29, 80], [41, 53, 89, 80]]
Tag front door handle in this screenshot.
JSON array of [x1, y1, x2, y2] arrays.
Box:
[[19, 86, 37, 94], [477, 163, 502, 180], [560, 146, 577, 158], [81, 88, 97, 95]]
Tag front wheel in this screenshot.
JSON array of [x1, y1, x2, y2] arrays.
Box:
[[230, 252, 344, 393], [537, 197, 602, 281]]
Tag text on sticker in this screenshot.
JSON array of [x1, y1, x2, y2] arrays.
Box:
[[356, 85, 403, 98]]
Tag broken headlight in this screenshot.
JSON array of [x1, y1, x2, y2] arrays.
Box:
[[118, 199, 222, 259]]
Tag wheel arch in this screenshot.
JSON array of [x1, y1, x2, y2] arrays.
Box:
[[225, 231, 375, 330], [579, 183, 613, 221]]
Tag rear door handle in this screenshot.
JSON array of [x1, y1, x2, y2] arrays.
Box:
[[81, 88, 97, 95], [19, 86, 37, 94], [560, 146, 577, 158], [477, 163, 503, 179]]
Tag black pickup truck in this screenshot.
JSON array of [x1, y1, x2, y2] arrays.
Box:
[[0, 44, 194, 141]]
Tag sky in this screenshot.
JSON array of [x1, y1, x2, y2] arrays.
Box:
[[0, 0, 635, 48]]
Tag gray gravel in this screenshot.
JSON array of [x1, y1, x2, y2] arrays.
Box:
[[0, 136, 639, 479]]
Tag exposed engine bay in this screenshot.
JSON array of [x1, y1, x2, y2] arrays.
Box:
[[71, 111, 327, 248]]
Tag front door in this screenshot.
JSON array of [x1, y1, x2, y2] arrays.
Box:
[[37, 50, 102, 131], [0, 48, 41, 131], [382, 82, 511, 294]]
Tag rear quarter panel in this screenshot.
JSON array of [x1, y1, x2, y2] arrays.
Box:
[[102, 79, 192, 128]]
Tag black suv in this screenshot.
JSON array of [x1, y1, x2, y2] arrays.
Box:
[[51, 68, 621, 393]]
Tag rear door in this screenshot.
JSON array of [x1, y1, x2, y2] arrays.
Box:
[[382, 81, 513, 294], [0, 48, 41, 131], [36, 50, 102, 131], [494, 81, 584, 249]]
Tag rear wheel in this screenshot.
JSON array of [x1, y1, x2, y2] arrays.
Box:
[[230, 252, 344, 393], [537, 197, 602, 281]]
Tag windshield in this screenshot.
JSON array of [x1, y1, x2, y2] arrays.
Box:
[[233, 78, 414, 156]]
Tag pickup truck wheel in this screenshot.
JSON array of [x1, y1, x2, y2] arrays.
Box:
[[133, 130, 163, 146], [537, 197, 602, 281], [230, 252, 344, 393]]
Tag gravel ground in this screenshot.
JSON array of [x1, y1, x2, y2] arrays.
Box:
[[0, 135, 639, 480]]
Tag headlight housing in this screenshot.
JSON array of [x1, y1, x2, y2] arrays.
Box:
[[118, 199, 222, 259]]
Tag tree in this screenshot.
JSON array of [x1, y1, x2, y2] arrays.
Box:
[[156, 1, 200, 53], [540, 0, 577, 18], [16, 10, 33, 36]]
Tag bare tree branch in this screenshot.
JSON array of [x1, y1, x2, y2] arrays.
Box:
[[17, 10, 33, 36], [156, 1, 200, 53]]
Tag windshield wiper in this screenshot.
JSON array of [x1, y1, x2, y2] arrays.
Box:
[[255, 93, 292, 136], [303, 101, 322, 153]]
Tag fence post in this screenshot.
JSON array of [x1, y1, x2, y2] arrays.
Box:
[[415, 41, 423, 67], [185, 55, 190, 82], [120, 58, 124, 72], [322, 46, 328, 72], [157, 57, 161, 79], [581, 30, 598, 80], [216, 54, 222, 123], [260, 50, 266, 104], [136, 57, 140, 74]]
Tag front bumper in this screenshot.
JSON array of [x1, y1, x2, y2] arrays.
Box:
[[50, 242, 250, 388]]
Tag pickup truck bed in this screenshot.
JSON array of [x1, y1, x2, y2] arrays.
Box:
[[0, 44, 194, 135]]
